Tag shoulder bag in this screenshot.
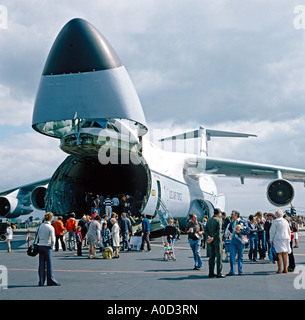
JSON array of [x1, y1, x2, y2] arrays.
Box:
[[26, 225, 40, 257]]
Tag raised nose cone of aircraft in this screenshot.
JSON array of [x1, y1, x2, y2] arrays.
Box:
[[32, 18, 147, 138], [42, 18, 122, 75]]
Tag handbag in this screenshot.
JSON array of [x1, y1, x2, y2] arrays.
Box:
[[27, 243, 39, 257], [26, 225, 40, 257]]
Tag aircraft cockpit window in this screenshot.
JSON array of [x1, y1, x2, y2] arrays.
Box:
[[96, 120, 107, 128], [82, 121, 92, 128], [92, 121, 103, 128]]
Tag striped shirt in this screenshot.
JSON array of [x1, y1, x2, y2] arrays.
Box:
[[103, 198, 113, 207]]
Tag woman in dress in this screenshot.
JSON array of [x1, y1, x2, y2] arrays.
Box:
[[110, 218, 120, 258], [6, 222, 13, 252], [270, 209, 291, 274], [86, 215, 101, 259]]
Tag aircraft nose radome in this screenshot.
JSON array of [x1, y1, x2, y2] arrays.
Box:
[[42, 18, 122, 75], [33, 18, 147, 138]]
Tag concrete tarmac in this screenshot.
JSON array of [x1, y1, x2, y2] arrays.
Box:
[[0, 229, 305, 301]]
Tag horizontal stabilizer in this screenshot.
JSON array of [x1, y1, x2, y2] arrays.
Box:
[[160, 126, 256, 142], [205, 129, 257, 140], [159, 126, 257, 156]]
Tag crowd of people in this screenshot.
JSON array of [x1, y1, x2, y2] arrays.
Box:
[[84, 192, 143, 218], [3, 198, 303, 286], [50, 192, 150, 260], [53, 211, 139, 258], [31, 209, 154, 286], [189, 208, 302, 278]]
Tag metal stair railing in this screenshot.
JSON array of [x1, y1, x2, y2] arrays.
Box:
[[156, 199, 173, 228]]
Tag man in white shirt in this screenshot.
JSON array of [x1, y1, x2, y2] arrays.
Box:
[[36, 212, 60, 286]]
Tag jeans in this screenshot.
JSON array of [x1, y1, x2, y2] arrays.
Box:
[[68, 231, 75, 250], [229, 237, 244, 275], [122, 232, 131, 250], [168, 238, 176, 249], [248, 234, 258, 261], [266, 238, 275, 262], [38, 246, 59, 286], [257, 231, 266, 259], [189, 239, 202, 268]]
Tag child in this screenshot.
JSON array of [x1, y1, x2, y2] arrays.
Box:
[[6, 222, 13, 253], [163, 242, 173, 260], [101, 223, 111, 250], [75, 226, 83, 256], [234, 225, 247, 243]]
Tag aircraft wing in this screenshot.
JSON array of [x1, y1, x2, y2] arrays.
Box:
[[186, 156, 305, 182], [0, 178, 51, 196], [0, 178, 51, 218]]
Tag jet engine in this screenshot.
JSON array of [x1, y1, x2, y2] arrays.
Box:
[[0, 195, 18, 217], [0, 190, 33, 218], [267, 179, 294, 207], [31, 186, 47, 210]]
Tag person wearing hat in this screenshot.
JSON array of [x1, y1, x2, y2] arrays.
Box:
[[205, 208, 225, 278], [226, 210, 249, 276]]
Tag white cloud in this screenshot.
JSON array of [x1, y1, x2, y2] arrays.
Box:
[[0, 84, 33, 126], [0, 132, 66, 191], [1, 0, 305, 217]]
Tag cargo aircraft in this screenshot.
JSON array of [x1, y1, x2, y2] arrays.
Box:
[[1, 18, 305, 229]]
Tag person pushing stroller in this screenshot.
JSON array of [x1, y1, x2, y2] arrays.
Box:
[[162, 218, 178, 261]]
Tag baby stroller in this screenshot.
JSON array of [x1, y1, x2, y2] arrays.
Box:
[[162, 238, 176, 261]]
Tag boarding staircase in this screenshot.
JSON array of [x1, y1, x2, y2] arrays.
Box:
[[130, 198, 173, 235], [156, 199, 173, 228]]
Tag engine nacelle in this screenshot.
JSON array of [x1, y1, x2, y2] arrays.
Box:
[[0, 196, 18, 217], [267, 179, 294, 207], [0, 192, 33, 218], [31, 186, 47, 210]]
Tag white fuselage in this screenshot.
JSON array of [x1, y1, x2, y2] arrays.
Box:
[[138, 137, 225, 223]]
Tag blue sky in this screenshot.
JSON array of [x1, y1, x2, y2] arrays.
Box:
[[1, 0, 305, 217]]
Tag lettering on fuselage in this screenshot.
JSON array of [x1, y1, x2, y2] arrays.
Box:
[[168, 190, 182, 201]]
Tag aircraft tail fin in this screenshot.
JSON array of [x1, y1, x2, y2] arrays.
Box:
[[159, 126, 256, 156]]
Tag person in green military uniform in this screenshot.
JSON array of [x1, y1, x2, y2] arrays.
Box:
[[205, 208, 225, 278]]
